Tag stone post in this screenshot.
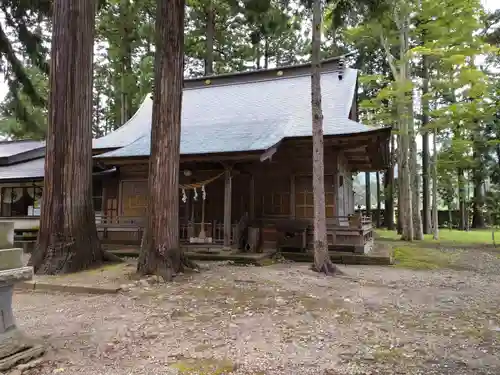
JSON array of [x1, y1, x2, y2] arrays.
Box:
[[0, 248, 44, 371]]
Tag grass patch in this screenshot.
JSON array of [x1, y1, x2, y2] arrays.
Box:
[[377, 228, 497, 246], [392, 245, 461, 270], [170, 358, 237, 375]]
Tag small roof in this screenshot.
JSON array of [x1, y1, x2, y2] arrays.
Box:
[[0, 157, 45, 181], [0, 140, 45, 165], [94, 61, 373, 159]]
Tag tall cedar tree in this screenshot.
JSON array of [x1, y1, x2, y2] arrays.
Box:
[[137, 0, 197, 279], [31, 0, 103, 274], [311, 0, 338, 275]]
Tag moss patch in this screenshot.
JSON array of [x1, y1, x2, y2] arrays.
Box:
[[376, 228, 497, 245], [392, 245, 461, 270], [170, 358, 237, 374]]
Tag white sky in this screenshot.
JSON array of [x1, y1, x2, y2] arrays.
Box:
[[0, 0, 498, 105]]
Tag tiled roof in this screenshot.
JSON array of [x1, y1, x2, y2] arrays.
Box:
[[94, 67, 371, 159]]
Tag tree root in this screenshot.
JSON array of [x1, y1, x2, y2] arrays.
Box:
[[311, 259, 343, 276], [102, 250, 124, 263], [141, 247, 200, 283]]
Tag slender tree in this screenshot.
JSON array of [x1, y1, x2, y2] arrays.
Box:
[[137, 0, 197, 279], [432, 121, 439, 239], [31, 0, 103, 274], [310, 0, 338, 274]]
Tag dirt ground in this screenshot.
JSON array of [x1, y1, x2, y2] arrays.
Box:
[[10, 248, 500, 375]]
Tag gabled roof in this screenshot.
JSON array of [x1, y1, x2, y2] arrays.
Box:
[[0, 140, 45, 166], [94, 58, 373, 159]]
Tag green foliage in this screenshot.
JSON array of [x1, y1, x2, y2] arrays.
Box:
[[0, 66, 48, 140]]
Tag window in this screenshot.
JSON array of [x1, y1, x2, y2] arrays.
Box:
[[1, 186, 43, 217], [295, 175, 335, 219], [93, 179, 103, 212], [262, 192, 290, 216]]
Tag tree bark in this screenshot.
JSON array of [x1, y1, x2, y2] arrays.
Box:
[[432, 126, 439, 239], [458, 168, 466, 230], [398, 18, 413, 241], [410, 128, 423, 240], [310, 0, 338, 275], [137, 0, 196, 280], [421, 54, 431, 234], [204, 0, 214, 76], [384, 134, 395, 230], [119, 0, 133, 124], [471, 130, 486, 228], [376, 171, 381, 228], [31, 0, 103, 274], [365, 172, 371, 218]]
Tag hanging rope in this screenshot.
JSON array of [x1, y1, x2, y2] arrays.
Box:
[[179, 171, 225, 190]]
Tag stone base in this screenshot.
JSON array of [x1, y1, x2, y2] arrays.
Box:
[[0, 267, 33, 287], [0, 249, 23, 271], [0, 328, 45, 371]]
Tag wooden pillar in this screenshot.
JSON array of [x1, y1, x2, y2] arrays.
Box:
[[249, 174, 255, 220], [101, 184, 107, 216], [290, 175, 295, 218], [223, 167, 232, 248]]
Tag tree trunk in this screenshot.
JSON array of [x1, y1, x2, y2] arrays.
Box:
[[458, 168, 466, 230], [120, 0, 133, 124], [31, 0, 103, 274], [410, 129, 423, 240], [421, 54, 431, 234], [365, 172, 371, 218], [448, 206, 452, 230], [384, 135, 395, 230], [264, 36, 269, 69], [398, 19, 413, 241], [137, 0, 196, 280], [471, 131, 486, 228], [432, 124, 439, 239], [310, 0, 337, 275], [472, 177, 485, 228], [376, 171, 381, 228], [204, 0, 214, 76]]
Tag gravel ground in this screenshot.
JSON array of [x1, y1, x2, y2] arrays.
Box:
[[9, 249, 500, 375]]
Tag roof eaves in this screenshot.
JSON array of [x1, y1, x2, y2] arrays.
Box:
[[0, 147, 45, 166]]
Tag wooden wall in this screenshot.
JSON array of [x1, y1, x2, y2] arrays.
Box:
[[336, 152, 354, 217], [102, 141, 356, 225], [248, 142, 353, 222]]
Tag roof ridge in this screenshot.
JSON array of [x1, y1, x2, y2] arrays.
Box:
[[185, 53, 354, 83], [184, 68, 353, 92]]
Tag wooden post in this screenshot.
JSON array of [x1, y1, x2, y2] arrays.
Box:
[[223, 167, 232, 249], [249, 174, 255, 220], [290, 175, 295, 218]]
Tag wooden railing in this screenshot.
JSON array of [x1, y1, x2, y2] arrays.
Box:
[[179, 221, 235, 244], [326, 215, 373, 251], [96, 214, 236, 245], [95, 214, 145, 227]]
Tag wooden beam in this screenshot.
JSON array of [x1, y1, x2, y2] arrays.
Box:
[[249, 174, 255, 220], [290, 174, 296, 218], [223, 167, 232, 248]]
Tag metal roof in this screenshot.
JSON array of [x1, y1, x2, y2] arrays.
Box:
[[0, 140, 45, 157], [0, 157, 45, 181], [0, 140, 45, 166], [94, 67, 371, 159]]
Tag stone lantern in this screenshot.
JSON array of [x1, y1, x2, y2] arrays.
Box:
[[0, 248, 44, 371]]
